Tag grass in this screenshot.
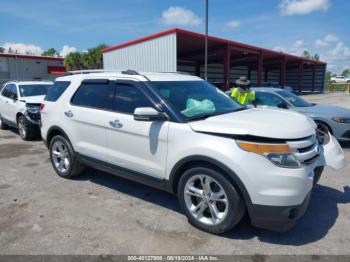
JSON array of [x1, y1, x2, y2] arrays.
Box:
[[324, 82, 350, 93]]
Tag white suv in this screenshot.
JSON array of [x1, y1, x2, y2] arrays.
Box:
[[0, 81, 52, 140], [40, 70, 346, 234], [331, 75, 350, 83]]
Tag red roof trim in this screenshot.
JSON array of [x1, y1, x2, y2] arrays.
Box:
[[0, 53, 64, 61], [102, 28, 178, 53], [103, 28, 326, 65]]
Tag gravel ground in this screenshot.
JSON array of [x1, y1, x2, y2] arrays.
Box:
[[0, 93, 349, 255]]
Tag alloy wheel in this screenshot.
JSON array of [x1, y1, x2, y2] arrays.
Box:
[[51, 140, 71, 173], [184, 174, 228, 226], [18, 118, 26, 138]]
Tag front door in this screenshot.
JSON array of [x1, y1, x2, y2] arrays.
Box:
[[0, 84, 18, 123], [105, 81, 169, 179]]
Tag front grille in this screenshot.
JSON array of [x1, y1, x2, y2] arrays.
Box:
[[297, 144, 314, 153], [287, 134, 320, 165]]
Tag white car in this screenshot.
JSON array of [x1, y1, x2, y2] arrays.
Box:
[[331, 75, 350, 84], [0, 81, 52, 140], [40, 70, 346, 234]]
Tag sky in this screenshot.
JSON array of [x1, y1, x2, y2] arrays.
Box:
[[0, 0, 349, 73]]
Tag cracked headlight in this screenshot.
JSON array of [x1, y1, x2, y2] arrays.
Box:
[[236, 141, 301, 168]]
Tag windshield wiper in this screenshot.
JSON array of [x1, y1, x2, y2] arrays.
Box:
[[187, 114, 216, 121], [187, 108, 246, 121]]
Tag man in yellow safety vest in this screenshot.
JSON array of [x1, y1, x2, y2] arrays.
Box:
[[230, 76, 257, 107]]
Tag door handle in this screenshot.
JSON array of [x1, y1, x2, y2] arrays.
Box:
[[64, 110, 74, 118], [109, 119, 123, 128]]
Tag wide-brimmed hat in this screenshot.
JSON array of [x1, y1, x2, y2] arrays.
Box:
[[235, 76, 250, 86]]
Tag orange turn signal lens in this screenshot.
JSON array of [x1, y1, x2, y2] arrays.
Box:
[[237, 141, 292, 154]]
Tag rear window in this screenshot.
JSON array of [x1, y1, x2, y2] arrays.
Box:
[[19, 84, 51, 97], [45, 81, 70, 102], [71, 83, 114, 110]]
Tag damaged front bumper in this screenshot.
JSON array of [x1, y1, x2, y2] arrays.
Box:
[[24, 110, 41, 126], [248, 133, 346, 232], [320, 133, 347, 170]]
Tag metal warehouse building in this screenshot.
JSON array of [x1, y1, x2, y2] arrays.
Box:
[[103, 28, 326, 92], [0, 54, 66, 85]]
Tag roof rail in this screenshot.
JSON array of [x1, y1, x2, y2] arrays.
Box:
[[0, 79, 53, 83], [121, 69, 140, 75], [63, 69, 123, 76]]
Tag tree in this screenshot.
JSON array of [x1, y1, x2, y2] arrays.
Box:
[[325, 71, 332, 83], [0, 47, 4, 53], [64, 52, 86, 71], [302, 50, 311, 59], [64, 43, 109, 70], [341, 68, 350, 78], [83, 44, 108, 69], [42, 48, 58, 57], [302, 50, 320, 61]]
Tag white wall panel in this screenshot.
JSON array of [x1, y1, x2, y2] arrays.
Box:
[[103, 33, 177, 72]]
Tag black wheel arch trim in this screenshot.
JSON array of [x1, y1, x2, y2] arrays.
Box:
[[168, 155, 252, 205], [46, 126, 71, 148], [314, 119, 333, 134]]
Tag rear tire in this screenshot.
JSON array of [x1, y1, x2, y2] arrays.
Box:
[[178, 166, 245, 234], [0, 116, 8, 130], [49, 135, 84, 178], [17, 115, 37, 141]]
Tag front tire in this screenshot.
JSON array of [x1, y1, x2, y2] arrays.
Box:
[[49, 135, 84, 178], [178, 166, 245, 234]]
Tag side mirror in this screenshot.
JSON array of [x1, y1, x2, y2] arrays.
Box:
[[134, 107, 168, 122]]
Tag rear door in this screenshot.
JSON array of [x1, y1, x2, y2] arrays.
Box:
[[65, 79, 113, 163], [105, 80, 169, 179]]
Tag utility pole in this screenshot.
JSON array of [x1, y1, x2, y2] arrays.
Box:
[[15, 55, 19, 80], [204, 0, 208, 80]]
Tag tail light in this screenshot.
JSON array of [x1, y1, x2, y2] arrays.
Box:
[[40, 103, 45, 111]]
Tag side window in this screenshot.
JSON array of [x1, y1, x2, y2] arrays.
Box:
[[71, 83, 114, 110], [1, 84, 17, 98], [45, 81, 71, 102], [9, 84, 18, 98], [1, 85, 12, 98], [255, 92, 286, 108], [114, 84, 153, 114]]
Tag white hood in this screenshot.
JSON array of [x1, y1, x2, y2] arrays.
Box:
[[22, 95, 45, 104], [189, 108, 316, 139]]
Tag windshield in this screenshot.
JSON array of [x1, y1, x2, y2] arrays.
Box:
[[151, 81, 244, 121], [19, 84, 51, 97], [276, 90, 313, 107]]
